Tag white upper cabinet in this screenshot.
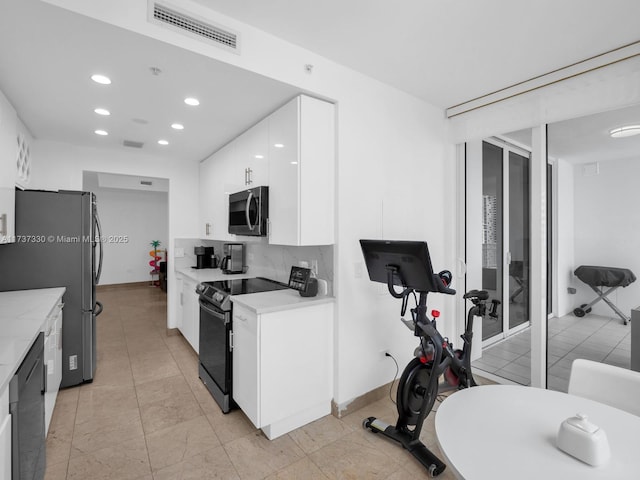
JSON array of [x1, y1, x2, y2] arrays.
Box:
[[199, 140, 236, 240], [197, 94, 335, 243], [0, 90, 17, 244], [268, 95, 335, 246], [234, 119, 269, 189]]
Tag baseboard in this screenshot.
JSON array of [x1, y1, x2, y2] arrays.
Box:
[[97, 282, 158, 291], [166, 327, 181, 337], [331, 381, 393, 419]]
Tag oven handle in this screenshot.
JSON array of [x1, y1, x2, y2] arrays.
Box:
[[199, 299, 227, 321]]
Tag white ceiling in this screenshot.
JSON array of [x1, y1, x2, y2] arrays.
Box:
[[1, 0, 640, 164], [505, 104, 640, 164], [0, 0, 300, 163], [193, 0, 640, 108]]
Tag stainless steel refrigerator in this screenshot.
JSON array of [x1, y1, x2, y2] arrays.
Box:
[[0, 189, 103, 387]]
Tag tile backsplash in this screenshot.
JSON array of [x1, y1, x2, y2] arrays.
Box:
[[174, 238, 333, 294]]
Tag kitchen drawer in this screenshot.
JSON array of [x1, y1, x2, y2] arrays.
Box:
[[233, 304, 257, 333]]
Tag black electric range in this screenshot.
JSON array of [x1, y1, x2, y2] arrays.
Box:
[[196, 277, 289, 413], [197, 277, 289, 311]]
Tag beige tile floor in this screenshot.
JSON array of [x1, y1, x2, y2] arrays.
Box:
[[44, 284, 460, 480]]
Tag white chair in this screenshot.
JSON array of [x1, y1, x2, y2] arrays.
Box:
[[568, 358, 640, 417]]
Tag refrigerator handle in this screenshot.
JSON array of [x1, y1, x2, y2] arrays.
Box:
[[94, 300, 103, 317], [94, 212, 104, 284]]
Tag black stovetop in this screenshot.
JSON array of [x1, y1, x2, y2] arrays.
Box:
[[207, 277, 289, 295]]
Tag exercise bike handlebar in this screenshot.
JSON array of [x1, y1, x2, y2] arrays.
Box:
[[385, 266, 456, 298]]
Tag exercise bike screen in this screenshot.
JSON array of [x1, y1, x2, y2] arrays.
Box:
[[360, 239, 437, 293]]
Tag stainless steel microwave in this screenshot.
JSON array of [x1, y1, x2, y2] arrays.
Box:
[[228, 186, 269, 236]]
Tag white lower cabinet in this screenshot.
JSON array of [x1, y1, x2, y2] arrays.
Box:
[[232, 301, 333, 439], [44, 298, 64, 435], [0, 387, 10, 480], [180, 277, 200, 353]]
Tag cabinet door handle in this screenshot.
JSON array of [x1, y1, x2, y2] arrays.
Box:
[[0, 213, 7, 237], [247, 168, 252, 185], [205, 223, 211, 236], [229, 331, 234, 351]]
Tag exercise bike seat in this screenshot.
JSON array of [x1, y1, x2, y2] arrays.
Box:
[[463, 289, 489, 301]]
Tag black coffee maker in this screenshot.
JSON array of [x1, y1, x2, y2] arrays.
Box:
[[194, 246, 215, 269]]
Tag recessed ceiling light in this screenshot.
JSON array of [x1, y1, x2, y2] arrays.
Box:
[[171, 123, 184, 130], [94, 108, 110, 116], [254, 154, 264, 159], [274, 143, 284, 148], [184, 97, 200, 106], [290, 161, 298, 165], [94, 129, 108, 136], [91, 74, 111, 85], [609, 125, 640, 138], [158, 139, 169, 146]]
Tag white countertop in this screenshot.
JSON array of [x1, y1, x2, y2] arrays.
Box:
[[0, 287, 66, 394], [231, 289, 334, 314], [176, 266, 334, 313]]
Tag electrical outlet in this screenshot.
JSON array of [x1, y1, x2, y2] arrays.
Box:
[[311, 259, 318, 276], [174, 247, 185, 258], [354, 262, 363, 279]]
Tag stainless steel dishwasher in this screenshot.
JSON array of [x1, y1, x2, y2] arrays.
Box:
[[9, 332, 46, 480]]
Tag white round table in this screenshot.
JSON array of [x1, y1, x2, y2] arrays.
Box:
[[435, 384, 640, 479]]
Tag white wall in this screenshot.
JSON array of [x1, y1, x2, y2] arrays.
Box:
[[30, 139, 199, 328], [89, 187, 168, 285], [571, 157, 640, 317], [555, 159, 576, 316]]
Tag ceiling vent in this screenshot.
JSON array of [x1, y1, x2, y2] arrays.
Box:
[[140, 180, 153, 186], [123, 140, 144, 149], [150, 2, 240, 53]]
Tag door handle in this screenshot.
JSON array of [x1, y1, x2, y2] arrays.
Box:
[[245, 191, 255, 231], [94, 213, 104, 284], [0, 213, 7, 237]]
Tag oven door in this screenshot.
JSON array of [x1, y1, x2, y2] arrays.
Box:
[[198, 298, 232, 397]]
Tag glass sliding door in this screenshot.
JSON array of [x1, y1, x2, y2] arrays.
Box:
[[508, 150, 530, 331], [480, 139, 531, 345], [481, 141, 504, 340]]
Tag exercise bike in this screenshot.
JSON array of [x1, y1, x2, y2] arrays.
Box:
[[359, 240, 499, 477]]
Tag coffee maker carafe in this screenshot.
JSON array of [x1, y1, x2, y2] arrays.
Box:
[[194, 246, 215, 269], [221, 243, 245, 274]]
